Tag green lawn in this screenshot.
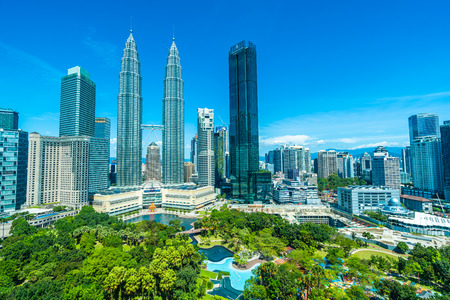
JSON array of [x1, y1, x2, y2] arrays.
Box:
[[316, 249, 328, 258], [352, 250, 399, 260], [201, 295, 228, 300], [200, 269, 217, 280], [197, 234, 226, 248]]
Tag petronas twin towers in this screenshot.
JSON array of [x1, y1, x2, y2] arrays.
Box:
[[117, 31, 184, 186]]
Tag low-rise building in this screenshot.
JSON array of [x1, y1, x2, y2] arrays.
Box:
[[274, 185, 320, 204], [400, 194, 433, 213], [338, 185, 399, 215], [142, 181, 163, 208], [162, 185, 215, 210], [90, 187, 143, 215]]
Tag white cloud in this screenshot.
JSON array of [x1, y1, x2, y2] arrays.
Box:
[[110, 138, 117, 144], [0, 42, 64, 82], [348, 141, 402, 150], [260, 134, 313, 146], [83, 37, 118, 67]]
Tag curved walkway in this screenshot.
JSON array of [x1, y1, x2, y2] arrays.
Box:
[[232, 258, 267, 270], [350, 248, 403, 258]]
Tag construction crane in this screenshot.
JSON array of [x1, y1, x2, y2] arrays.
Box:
[[436, 193, 446, 218]]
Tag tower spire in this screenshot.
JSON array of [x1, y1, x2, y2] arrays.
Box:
[[130, 16, 133, 33], [172, 25, 175, 41]]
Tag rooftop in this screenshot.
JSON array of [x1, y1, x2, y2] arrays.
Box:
[[401, 194, 432, 203], [390, 212, 450, 228]]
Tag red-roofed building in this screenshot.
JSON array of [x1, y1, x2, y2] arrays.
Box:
[[400, 194, 433, 213]]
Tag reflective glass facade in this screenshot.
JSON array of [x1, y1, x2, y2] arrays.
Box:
[[59, 66, 95, 137], [441, 121, 450, 200], [408, 113, 440, 141], [162, 40, 184, 184], [229, 41, 259, 203], [0, 108, 18, 130], [117, 32, 143, 186], [0, 129, 28, 213]]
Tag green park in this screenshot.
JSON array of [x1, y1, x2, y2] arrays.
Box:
[[0, 205, 449, 299]]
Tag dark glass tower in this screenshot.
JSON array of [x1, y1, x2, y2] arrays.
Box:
[[228, 41, 259, 203], [162, 38, 184, 184], [59, 66, 95, 137], [117, 31, 143, 186], [408, 113, 440, 141], [441, 121, 450, 200], [0, 108, 19, 130]]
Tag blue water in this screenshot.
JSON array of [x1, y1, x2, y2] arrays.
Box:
[[199, 245, 234, 262], [35, 213, 58, 219], [125, 214, 198, 230], [206, 257, 260, 291]]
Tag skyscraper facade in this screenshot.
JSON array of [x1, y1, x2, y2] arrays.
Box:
[[214, 126, 229, 187], [60, 66, 95, 137], [27, 133, 89, 209], [117, 31, 143, 186], [317, 150, 337, 178], [372, 146, 401, 190], [145, 142, 161, 182], [360, 152, 372, 171], [337, 152, 354, 178], [197, 108, 215, 187], [410, 136, 444, 193], [95, 117, 111, 139], [271, 145, 311, 179], [0, 108, 19, 130], [184, 162, 195, 183], [229, 41, 259, 202], [408, 113, 440, 142], [408, 113, 443, 193], [441, 121, 450, 200], [190, 135, 198, 173], [0, 128, 28, 213], [89, 137, 110, 193], [401, 147, 411, 174], [162, 39, 184, 184]]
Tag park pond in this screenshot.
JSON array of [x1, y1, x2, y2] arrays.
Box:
[[127, 213, 259, 293], [125, 213, 197, 230], [206, 257, 260, 291]]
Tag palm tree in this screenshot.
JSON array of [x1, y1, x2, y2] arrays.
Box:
[[311, 265, 326, 289], [302, 274, 315, 300]]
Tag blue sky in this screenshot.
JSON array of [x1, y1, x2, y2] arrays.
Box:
[[1, 0, 450, 158]]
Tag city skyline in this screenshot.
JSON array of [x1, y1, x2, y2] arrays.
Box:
[[2, 1, 450, 157]]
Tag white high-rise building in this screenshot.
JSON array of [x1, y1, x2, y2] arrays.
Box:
[[317, 150, 337, 178], [372, 146, 401, 191], [197, 108, 215, 187], [27, 133, 109, 209], [27, 133, 89, 209]]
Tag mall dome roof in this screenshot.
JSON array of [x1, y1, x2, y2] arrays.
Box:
[[388, 197, 401, 207]]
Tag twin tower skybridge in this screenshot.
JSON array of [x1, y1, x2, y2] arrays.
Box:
[[141, 124, 164, 145]]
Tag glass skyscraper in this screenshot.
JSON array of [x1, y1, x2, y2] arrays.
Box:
[[117, 31, 143, 186], [162, 38, 184, 184], [0, 108, 18, 130], [408, 113, 440, 142], [410, 136, 444, 193], [59, 66, 95, 137], [95, 117, 111, 139], [408, 113, 443, 192], [229, 41, 259, 203], [0, 128, 28, 214], [441, 121, 450, 200]]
